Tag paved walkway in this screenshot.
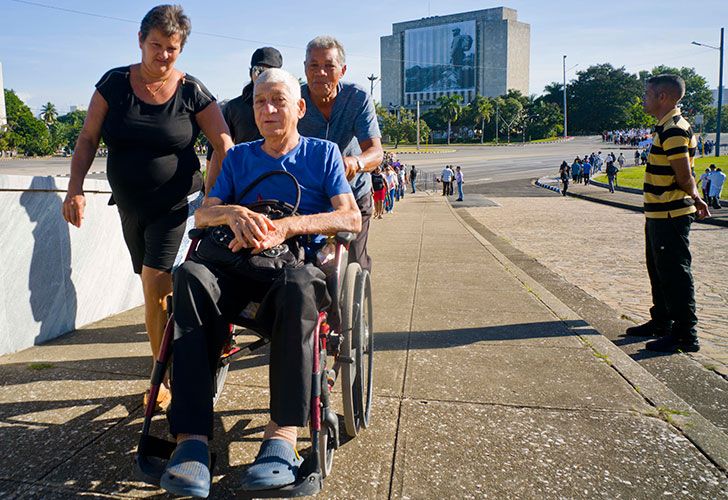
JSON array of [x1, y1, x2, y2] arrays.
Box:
[[1, 193, 726, 498], [528, 178, 728, 374]]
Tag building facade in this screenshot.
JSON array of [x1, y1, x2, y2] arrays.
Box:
[[380, 7, 530, 110]]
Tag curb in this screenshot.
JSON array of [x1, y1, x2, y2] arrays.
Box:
[[446, 196, 728, 473], [384, 149, 456, 155], [534, 178, 728, 228]]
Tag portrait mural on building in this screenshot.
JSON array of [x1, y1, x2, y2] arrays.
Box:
[[404, 21, 476, 95]]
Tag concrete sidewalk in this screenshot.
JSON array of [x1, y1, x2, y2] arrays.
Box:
[[1, 193, 726, 498]]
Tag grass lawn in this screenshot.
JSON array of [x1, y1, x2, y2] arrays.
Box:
[[592, 156, 728, 201]]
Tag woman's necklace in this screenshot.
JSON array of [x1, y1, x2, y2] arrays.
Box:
[[144, 76, 169, 97]]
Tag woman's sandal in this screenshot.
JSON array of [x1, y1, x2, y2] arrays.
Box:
[[239, 439, 303, 491]]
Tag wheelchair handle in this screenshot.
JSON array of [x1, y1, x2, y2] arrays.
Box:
[[335, 232, 355, 246]]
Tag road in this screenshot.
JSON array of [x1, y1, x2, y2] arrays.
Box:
[[0, 136, 623, 183]]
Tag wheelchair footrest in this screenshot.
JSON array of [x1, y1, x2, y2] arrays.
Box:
[[236, 471, 323, 498]]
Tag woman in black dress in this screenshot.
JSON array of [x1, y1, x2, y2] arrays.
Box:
[[62, 5, 233, 410]]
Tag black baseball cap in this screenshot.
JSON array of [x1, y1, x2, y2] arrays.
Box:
[[250, 47, 283, 68]]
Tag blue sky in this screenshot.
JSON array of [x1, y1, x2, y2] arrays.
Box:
[[1, 0, 726, 114]]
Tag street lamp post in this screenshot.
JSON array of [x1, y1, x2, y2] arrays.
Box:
[[563, 55, 568, 138], [367, 74, 378, 96], [692, 27, 724, 157]]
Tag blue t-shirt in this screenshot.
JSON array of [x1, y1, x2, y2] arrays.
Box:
[[582, 162, 592, 174], [298, 82, 381, 200], [209, 136, 352, 215]]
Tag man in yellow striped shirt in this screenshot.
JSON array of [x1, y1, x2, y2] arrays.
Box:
[[626, 74, 710, 352]]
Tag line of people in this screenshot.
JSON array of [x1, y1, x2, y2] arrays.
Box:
[[371, 161, 417, 218]]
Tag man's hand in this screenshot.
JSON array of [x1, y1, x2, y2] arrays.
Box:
[[252, 218, 290, 254], [343, 156, 359, 181], [694, 197, 711, 220], [225, 206, 277, 253], [62, 192, 86, 228]]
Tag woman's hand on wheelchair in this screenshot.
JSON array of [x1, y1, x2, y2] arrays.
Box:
[[226, 206, 276, 253]]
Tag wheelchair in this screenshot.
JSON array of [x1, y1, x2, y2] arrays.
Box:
[[133, 231, 374, 498]]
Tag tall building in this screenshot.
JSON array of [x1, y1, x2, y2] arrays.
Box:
[[0, 62, 7, 129], [380, 7, 530, 109]]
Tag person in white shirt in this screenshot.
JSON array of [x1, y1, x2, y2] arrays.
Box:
[[617, 153, 625, 169], [698, 168, 712, 202], [455, 166, 464, 201], [708, 167, 725, 209], [441, 165, 454, 196]]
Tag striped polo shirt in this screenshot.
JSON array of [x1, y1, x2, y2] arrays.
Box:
[[643, 107, 697, 218]]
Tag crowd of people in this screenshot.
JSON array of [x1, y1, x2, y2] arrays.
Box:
[[602, 128, 651, 146], [370, 152, 418, 218], [559, 151, 630, 195], [697, 137, 716, 156]]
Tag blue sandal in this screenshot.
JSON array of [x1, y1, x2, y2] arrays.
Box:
[[160, 439, 211, 498], [240, 439, 303, 491]]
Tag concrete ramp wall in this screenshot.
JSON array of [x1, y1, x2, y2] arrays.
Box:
[[0, 174, 143, 355]]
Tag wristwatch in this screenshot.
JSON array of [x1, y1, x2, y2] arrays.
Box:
[[355, 156, 365, 173]]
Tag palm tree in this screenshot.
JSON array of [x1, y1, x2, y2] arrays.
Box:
[[470, 95, 494, 144], [436, 94, 463, 144], [40, 102, 58, 126]]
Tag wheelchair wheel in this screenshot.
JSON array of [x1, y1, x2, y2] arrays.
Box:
[[340, 262, 362, 438], [354, 269, 374, 429], [318, 423, 335, 478]]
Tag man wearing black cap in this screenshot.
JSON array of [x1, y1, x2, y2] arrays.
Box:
[[206, 47, 283, 167]]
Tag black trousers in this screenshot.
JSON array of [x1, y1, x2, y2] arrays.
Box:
[[349, 194, 373, 272], [645, 215, 697, 338], [167, 261, 330, 439]]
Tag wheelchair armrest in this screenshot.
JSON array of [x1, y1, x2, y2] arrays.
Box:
[[335, 232, 356, 245]]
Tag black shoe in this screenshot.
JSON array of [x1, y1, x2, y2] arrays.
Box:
[[625, 321, 671, 337], [645, 333, 699, 353]]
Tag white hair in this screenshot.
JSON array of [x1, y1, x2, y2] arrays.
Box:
[[254, 68, 302, 101], [305, 35, 346, 66]]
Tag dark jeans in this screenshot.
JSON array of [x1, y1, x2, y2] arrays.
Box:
[[645, 215, 697, 338], [349, 194, 373, 272], [167, 261, 330, 439], [561, 179, 569, 196], [442, 181, 450, 196]]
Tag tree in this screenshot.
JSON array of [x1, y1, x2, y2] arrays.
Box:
[[624, 96, 656, 129], [3, 89, 53, 156], [467, 95, 494, 143], [703, 105, 728, 133], [566, 64, 642, 134], [496, 95, 524, 142], [435, 94, 463, 144], [541, 82, 564, 107], [376, 107, 429, 147], [647, 66, 713, 120], [525, 99, 563, 140], [57, 109, 88, 152], [40, 102, 58, 126]]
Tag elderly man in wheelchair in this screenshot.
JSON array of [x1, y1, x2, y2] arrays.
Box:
[[155, 68, 361, 498]]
